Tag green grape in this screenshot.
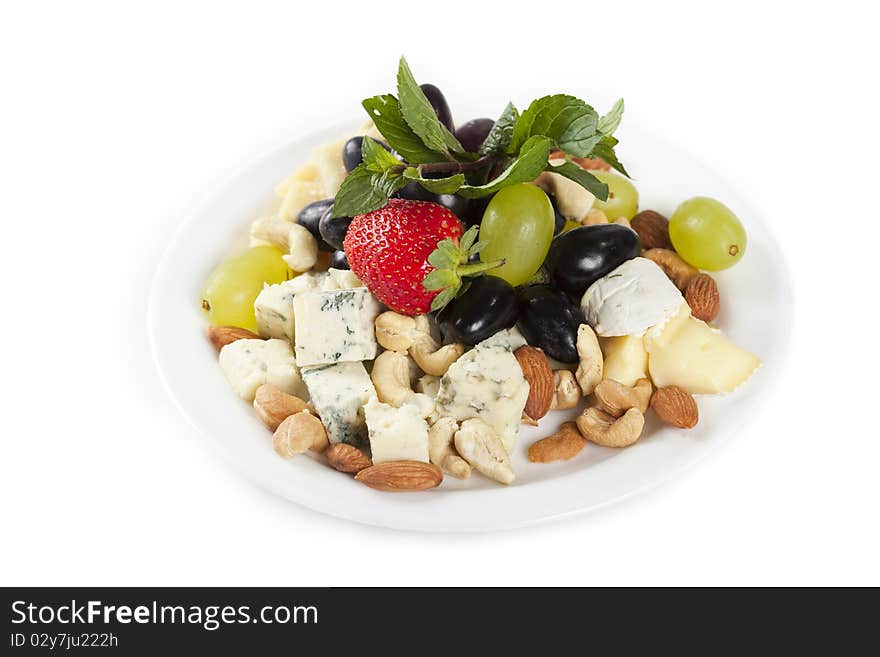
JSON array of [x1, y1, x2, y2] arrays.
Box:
[[201, 246, 292, 331], [669, 197, 747, 271], [590, 170, 639, 220], [479, 184, 555, 287]]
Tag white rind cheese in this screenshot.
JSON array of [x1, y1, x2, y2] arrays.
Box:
[[434, 332, 530, 454], [301, 361, 376, 445], [218, 338, 305, 402], [581, 257, 683, 337], [293, 288, 381, 366], [364, 398, 430, 464]]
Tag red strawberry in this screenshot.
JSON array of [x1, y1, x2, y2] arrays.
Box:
[[344, 199, 464, 315]]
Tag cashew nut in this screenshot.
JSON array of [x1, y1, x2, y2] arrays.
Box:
[[643, 248, 699, 291], [370, 350, 415, 407], [373, 312, 464, 375], [375, 311, 417, 352], [576, 406, 644, 448], [272, 410, 329, 458], [428, 417, 471, 479], [411, 315, 463, 376], [454, 418, 515, 485], [250, 216, 318, 272], [612, 216, 632, 229], [550, 370, 580, 410], [534, 171, 595, 221], [593, 378, 653, 417], [581, 209, 608, 226], [370, 351, 435, 416], [575, 324, 603, 396]]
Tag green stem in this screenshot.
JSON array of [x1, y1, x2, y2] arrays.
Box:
[[457, 259, 505, 277]]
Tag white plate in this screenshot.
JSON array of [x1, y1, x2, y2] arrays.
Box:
[[148, 122, 793, 532]]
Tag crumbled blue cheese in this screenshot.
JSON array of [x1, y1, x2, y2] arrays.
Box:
[[434, 331, 530, 453], [364, 398, 430, 463], [301, 361, 376, 445], [218, 338, 306, 401], [292, 288, 380, 366]]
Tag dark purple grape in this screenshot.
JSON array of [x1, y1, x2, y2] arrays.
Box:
[[461, 195, 492, 228], [437, 276, 518, 346], [329, 250, 349, 269], [342, 136, 393, 172], [517, 285, 585, 363], [296, 199, 334, 251], [318, 208, 353, 251], [454, 118, 495, 153], [549, 196, 566, 235], [545, 224, 640, 298], [419, 83, 454, 131]]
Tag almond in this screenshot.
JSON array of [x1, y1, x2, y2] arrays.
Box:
[[631, 210, 672, 250], [514, 346, 554, 421], [326, 443, 372, 474], [685, 274, 720, 322], [206, 325, 261, 351], [549, 151, 611, 171], [650, 386, 699, 429], [528, 422, 587, 463], [643, 248, 699, 291], [253, 384, 309, 431], [354, 461, 443, 492]]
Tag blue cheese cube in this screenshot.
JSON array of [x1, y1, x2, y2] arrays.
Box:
[[301, 362, 376, 445], [364, 398, 430, 464], [434, 332, 530, 453], [218, 338, 306, 402], [253, 273, 330, 341], [292, 288, 380, 366]]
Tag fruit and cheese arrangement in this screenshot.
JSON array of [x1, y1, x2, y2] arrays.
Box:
[[200, 58, 760, 492]]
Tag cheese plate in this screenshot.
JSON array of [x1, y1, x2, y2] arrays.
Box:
[[148, 121, 792, 532]]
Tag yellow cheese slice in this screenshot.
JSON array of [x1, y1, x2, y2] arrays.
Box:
[[600, 335, 648, 386], [644, 303, 760, 394], [311, 139, 348, 197]]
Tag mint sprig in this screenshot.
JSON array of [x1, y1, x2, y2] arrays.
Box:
[[422, 226, 503, 312], [336, 56, 628, 216]]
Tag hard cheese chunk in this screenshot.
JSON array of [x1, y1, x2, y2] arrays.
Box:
[[601, 334, 649, 386], [645, 304, 760, 394], [364, 398, 430, 464], [292, 288, 380, 366], [218, 339, 305, 402], [581, 257, 683, 337], [434, 333, 530, 454], [302, 361, 375, 445]]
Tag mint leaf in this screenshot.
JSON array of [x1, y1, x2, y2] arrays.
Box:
[[332, 165, 405, 217], [361, 136, 402, 173], [590, 135, 629, 177], [362, 95, 443, 164], [597, 98, 624, 136], [396, 57, 464, 156], [509, 95, 600, 157], [458, 136, 552, 199], [402, 167, 464, 194], [548, 161, 609, 201], [479, 102, 519, 155]]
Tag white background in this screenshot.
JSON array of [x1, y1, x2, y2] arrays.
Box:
[[2, 1, 877, 586]]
